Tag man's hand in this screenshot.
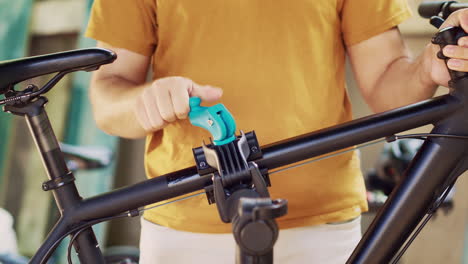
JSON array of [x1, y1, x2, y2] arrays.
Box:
[[134, 77, 223, 133], [430, 9, 468, 87], [348, 8, 468, 113], [90, 42, 222, 139]]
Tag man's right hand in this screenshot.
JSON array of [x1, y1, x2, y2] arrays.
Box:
[[134, 76, 223, 133], [89, 42, 223, 139]]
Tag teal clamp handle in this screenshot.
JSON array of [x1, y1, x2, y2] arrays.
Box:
[[188, 97, 236, 145]]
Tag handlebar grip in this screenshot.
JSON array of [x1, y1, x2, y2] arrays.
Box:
[[419, 1, 468, 19], [432, 26, 468, 86], [419, 1, 452, 18]]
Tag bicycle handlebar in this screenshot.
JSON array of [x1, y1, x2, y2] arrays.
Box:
[[419, 1, 468, 19]]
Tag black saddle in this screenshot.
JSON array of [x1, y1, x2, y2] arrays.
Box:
[[0, 48, 116, 94]]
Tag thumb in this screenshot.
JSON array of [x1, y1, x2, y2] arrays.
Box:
[[189, 83, 223, 102], [460, 10, 468, 33], [442, 9, 468, 32]]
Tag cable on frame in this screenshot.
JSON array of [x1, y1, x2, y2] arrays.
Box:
[[40, 213, 128, 264], [386, 133, 468, 142], [391, 181, 456, 264], [65, 192, 206, 264], [63, 132, 468, 263]]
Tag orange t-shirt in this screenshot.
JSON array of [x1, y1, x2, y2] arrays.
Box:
[[86, 0, 412, 233]]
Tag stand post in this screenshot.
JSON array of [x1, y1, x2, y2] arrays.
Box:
[[231, 197, 287, 264]]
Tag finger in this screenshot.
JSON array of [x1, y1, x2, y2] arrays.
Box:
[[142, 88, 167, 130], [189, 82, 223, 102], [443, 45, 468, 59], [442, 9, 468, 32], [431, 44, 451, 86], [459, 10, 468, 33], [441, 10, 463, 28], [458, 36, 468, 47], [447, 58, 468, 71], [170, 84, 190, 119], [134, 95, 153, 132], [154, 83, 177, 122]]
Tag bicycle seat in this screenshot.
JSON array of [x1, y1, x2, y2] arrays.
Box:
[[0, 48, 116, 94]]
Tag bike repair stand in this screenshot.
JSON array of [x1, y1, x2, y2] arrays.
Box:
[[189, 97, 288, 264]]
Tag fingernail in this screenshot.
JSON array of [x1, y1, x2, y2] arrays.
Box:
[[214, 87, 223, 96], [444, 46, 455, 55], [464, 16, 468, 27], [461, 39, 468, 47], [448, 59, 462, 68], [459, 39, 466, 47]]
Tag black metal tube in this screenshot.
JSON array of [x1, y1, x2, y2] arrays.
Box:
[[418, 1, 468, 19], [348, 78, 468, 263], [32, 93, 461, 263], [449, 2, 468, 13], [24, 105, 104, 264], [257, 94, 460, 170], [419, 1, 456, 18], [348, 122, 468, 263], [29, 218, 104, 264], [25, 108, 81, 209], [74, 167, 211, 221], [69, 94, 460, 222], [73, 228, 105, 264], [237, 249, 273, 264], [30, 217, 69, 264]]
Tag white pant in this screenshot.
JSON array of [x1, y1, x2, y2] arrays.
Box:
[[139, 216, 361, 264]]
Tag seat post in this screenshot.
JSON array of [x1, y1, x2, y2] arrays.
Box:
[[5, 97, 81, 209], [3, 96, 105, 264]]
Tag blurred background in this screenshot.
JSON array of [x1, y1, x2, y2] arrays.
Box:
[[0, 0, 467, 263]]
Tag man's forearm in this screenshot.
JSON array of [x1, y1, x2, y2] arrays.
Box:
[[368, 45, 439, 113], [90, 75, 150, 139]]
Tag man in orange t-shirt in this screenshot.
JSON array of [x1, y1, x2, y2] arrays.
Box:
[[86, 0, 468, 263]]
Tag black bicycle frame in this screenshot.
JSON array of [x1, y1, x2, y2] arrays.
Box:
[[22, 72, 468, 263], [17, 2, 468, 260]]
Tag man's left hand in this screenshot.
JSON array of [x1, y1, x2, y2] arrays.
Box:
[[430, 9, 468, 87]]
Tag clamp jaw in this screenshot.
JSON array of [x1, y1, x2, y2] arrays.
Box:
[[189, 97, 288, 262], [189, 97, 237, 145], [192, 131, 272, 223], [188, 97, 282, 222]]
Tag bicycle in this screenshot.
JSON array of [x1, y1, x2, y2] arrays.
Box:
[[1, 1, 468, 263], [0, 141, 139, 264]]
